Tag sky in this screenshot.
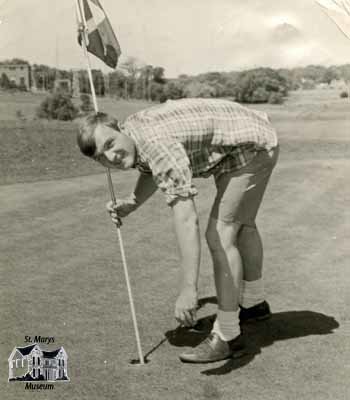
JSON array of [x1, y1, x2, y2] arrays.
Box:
[[1, 0, 350, 77]]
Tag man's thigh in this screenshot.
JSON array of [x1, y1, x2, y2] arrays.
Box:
[[210, 146, 279, 226]]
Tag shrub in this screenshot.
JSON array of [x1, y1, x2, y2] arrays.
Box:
[[234, 68, 288, 104], [340, 91, 349, 98], [268, 92, 284, 104], [37, 93, 78, 121]]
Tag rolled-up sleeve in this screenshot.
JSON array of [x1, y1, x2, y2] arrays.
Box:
[[143, 140, 198, 205]]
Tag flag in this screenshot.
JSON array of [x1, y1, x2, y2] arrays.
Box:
[[77, 0, 121, 68], [316, 0, 350, 39]]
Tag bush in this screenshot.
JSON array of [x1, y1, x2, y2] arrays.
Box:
[[80, 93, 93, 112], [37, 93, 78, 121], [234, 68, 288, 104], [340, 91, 349, 98], [268, 92, 284, 104]]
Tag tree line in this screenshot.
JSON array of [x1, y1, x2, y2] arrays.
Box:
[[1, 58, 350, 105]]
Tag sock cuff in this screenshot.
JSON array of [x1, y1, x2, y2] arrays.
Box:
[[240, 279, 265, 308], [217, 309, 239, 324], [212, 309, 240, 341]]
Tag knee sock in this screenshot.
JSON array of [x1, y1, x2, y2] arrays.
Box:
[[240, 278, 264, 308], [211, 309, 240, 341]]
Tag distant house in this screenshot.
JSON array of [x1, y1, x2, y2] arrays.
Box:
[[0, 63, 31, 89], [54, 78, 72, 94], [8, 344, 69, 382]]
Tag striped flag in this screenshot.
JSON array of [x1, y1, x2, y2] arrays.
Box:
[[316, 0, 350, 39], [77, 0, 121, 68]]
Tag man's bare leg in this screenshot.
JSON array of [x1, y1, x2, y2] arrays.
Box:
[[205, 219, 242, 340], [237, 224, 270, 318], [237, 224, 263, 281]]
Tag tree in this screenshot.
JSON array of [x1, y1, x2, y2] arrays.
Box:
[[162, 80, 185, 101], [134, 65, 153, 100], [32, 64, 57, 91], [92, 69, 105, 96], [119, 56, 144, 98], [78, 70, 91, 94], [149, 82, 165, 102], [321, 68, 339, 85], [108, 70, 127, 98], [80, 94, 93, 112], [143, 65, 154, 100], [337, 64, 350, 83], [183, 81, 215, 98], [153, 67, 166, 84], [301, 65, 327, 83], [0, 58, 29, 65], [0, 73, 11, 89], [109, 67, 136, 99]]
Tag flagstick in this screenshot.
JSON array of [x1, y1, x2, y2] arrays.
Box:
[[76, 0, 145, 366]]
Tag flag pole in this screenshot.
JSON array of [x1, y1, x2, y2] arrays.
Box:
[[76, 0, 145, 365]]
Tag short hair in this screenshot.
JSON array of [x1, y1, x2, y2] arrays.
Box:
[[77, 112, 120, 158]]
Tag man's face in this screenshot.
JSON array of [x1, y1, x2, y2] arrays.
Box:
[[93, 124, 136, 170]]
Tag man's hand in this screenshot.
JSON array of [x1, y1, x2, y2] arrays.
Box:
[[175, 285, 198, 327], [106, 196, 138, 226]]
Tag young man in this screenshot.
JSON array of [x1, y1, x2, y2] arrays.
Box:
[[77, 98, 279, 364]]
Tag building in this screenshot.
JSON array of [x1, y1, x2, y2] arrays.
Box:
[[8, 344, 69, 382], [0, 63, 31, 89], [54, 78, 72, 94]]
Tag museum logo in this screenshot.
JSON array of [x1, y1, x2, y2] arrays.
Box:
[[8, 340, 69, 389]]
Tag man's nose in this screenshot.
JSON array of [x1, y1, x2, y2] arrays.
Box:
[[104, 150, 115, 163]]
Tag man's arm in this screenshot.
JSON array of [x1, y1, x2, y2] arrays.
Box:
[[172, 197, 201, 326], [107, 173, 157, 223], [133, 172, 158, 207]]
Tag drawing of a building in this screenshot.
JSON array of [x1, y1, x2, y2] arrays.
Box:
[[8, 344, 69, 382]]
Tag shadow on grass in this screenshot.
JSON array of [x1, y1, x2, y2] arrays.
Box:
[[164, 300, 339, 376]]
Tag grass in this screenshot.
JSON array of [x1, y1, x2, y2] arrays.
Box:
[[1, 89, 350, 400], [0, 95, 152, 185]]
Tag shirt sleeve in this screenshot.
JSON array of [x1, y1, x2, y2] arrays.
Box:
[[142, 139, 198, 205]]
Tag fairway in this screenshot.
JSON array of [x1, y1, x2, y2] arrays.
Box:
[[1, 91, 349, 400]]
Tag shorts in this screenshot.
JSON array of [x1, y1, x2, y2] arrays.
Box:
[[210, 145, 279, 226]]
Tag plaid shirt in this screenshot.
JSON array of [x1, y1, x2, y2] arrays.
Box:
[[121, 98, 278, 205]]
